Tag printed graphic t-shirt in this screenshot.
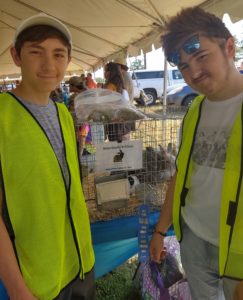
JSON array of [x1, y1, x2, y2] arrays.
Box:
[[182, 92, 243, 246]]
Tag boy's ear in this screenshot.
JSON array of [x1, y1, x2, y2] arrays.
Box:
[[225, 37, 235, 58], [10, 47, 21, 67]]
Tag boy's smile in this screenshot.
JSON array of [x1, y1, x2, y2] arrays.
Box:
[[11, 37, 70, 104]]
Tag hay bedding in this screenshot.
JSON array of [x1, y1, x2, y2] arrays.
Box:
[[82, 172, 169, 223]]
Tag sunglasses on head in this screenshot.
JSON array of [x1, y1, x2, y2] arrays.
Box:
[[167, 35, 201, 67]]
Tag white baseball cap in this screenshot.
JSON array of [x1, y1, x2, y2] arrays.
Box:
[[13, 13, 72, 45]]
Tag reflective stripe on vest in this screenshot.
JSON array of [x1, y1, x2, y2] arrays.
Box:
[[0, 92, 95, 299], [174, 95, 243, 279]]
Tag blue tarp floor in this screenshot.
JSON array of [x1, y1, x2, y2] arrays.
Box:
[[0, 211, 175, 299]]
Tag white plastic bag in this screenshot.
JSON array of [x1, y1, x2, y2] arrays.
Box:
[[74, 88, 146, 123]]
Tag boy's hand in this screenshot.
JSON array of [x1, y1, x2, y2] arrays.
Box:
[[149, 233, 166, 263]]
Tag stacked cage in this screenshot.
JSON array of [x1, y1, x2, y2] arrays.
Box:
[[78, 108, 185, 223]]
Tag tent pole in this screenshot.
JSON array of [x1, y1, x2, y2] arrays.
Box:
[[162, 51, 168, 114]]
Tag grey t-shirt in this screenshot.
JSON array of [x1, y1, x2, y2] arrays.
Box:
[[0, 96, 70, 189]]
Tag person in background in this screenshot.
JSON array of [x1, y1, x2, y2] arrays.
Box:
[[65, 76, 94, 157], [96, 82, 103, 88], [0, 13, 95, 300], [80, 73, 87, 88], [62, 83, 69, 106], [114, 57, 134, 103], [50, 85, 65, 103], [86, 72, 97, 89], [66, 75, 86, 95], [78, 122, 96, 157], [104, 62, 132, 141], [104, 62, 129, 101], [150, 6, 243, 300], [66, 75, 86, 111]]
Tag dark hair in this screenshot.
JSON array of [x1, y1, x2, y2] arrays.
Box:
[[105, 62, 125, 93], [161, 6, 233, 58], [15, 25, 71, 56]]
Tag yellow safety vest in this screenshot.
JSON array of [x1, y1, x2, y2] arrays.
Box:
[[174, 95, 243, 279], [0, 92, 95, 299]]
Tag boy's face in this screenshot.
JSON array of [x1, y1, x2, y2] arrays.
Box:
[[11, 38, 70, 94], [177, 35, 235, 100]]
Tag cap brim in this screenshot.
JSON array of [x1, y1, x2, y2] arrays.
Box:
[[14, 13, 72, 45]]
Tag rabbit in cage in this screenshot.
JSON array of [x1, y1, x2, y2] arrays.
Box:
[[143, 144, 176, 184], [128, 175, 140, 195], [158, 144, 176, 181]]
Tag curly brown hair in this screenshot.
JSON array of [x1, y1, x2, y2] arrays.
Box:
[[161, 6, 233, 58]]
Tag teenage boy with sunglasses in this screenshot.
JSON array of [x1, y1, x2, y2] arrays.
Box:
[[150, 6, 243, 300], [0, 13, 95, 300]]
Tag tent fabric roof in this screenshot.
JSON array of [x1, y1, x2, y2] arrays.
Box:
[[0, 0, 242, 77]]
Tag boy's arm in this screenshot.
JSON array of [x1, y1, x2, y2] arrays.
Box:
[[0, 190, 38, 300], [234, 281, 243, 300], [149, 172, 176, 262]]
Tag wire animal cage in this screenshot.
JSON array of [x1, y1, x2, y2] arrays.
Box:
[[77, 107, 185, 222]]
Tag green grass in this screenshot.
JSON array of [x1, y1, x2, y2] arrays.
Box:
[[95, 259, 142, 300]]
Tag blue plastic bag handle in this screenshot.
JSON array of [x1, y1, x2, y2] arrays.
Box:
[[150, 261, 170, 300]]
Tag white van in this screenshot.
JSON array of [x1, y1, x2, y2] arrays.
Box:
[[130, 69, 185, 105]]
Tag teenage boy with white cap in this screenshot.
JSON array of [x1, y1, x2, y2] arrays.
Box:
[[0, 13, 95, 300]]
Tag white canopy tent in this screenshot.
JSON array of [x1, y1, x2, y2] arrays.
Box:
[[0, 0, 243, 79]]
